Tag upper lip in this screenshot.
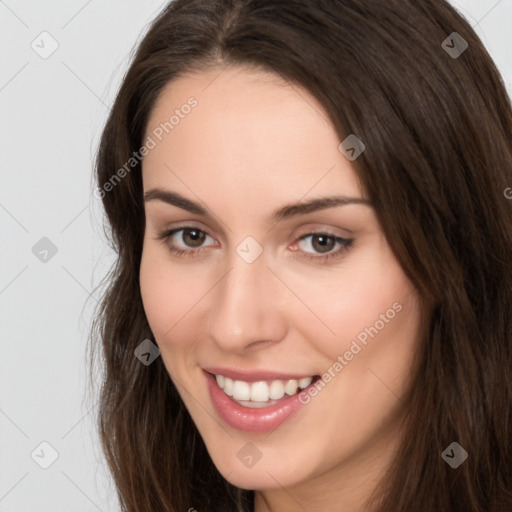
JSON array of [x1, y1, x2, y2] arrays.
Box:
[[203, 367, 318, 382]]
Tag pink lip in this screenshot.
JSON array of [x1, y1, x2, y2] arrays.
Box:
[[203, 366, 315, 383], [204, 370, 318, 433]]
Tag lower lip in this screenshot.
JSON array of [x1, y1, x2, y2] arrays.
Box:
[[205, 371, 314, 433]]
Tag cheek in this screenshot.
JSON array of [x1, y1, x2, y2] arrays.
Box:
[[139, 245, 197, 342], [140, 250, 169, 335], [139, 243, 222, 377], [287, 241, 417, 361]]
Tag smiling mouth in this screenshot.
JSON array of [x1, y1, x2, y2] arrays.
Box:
[[211, 373, 321, 408]]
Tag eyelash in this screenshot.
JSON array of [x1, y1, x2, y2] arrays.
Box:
[[154, 227, 354, 263]]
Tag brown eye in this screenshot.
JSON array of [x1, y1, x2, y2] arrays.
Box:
[[181, 228, 206, 247], [310, 234, 336, 253], [295, 232, 354, 263], [156, 227, 215, 256]]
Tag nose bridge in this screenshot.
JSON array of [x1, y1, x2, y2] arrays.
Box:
[[207, 249, 287, 351]]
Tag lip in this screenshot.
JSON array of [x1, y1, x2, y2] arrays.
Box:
[[203, 366, 315, 383], [204, 370, 318, 433]]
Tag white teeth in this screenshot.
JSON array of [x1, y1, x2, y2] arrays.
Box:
[[233, 380, 251, 401], [299, 377, 313, 389], [236, 399, 279, 408], [223, 377, 234, 396], [214, 374, 314, 404], [284, 379, 299, 396], [250, 381, 270, 402], [269, 380, 285, 400]]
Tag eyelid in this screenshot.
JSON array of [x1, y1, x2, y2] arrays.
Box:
[[292, 222, 354, 239]]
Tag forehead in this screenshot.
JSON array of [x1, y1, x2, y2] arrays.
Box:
[[142, 65, 364, 207]]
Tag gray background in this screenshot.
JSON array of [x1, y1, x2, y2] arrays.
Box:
[[1, 1, 511, 510]]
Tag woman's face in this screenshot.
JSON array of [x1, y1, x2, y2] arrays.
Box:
[[140, 65, 423, 499]]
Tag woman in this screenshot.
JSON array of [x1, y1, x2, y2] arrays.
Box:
[[90, 0, 512, 510]]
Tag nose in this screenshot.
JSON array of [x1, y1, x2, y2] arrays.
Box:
[[207, 252, 288, 353]]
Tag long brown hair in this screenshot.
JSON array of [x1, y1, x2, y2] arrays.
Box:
[[90, 1, 512, 510]]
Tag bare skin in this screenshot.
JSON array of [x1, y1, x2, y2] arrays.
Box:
[[139, 64, 423, 512]]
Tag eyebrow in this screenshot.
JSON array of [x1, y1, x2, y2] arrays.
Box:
[[143, 188, 372, 223]]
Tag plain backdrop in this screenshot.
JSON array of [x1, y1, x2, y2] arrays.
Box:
[[1, 1, 511, 511]]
